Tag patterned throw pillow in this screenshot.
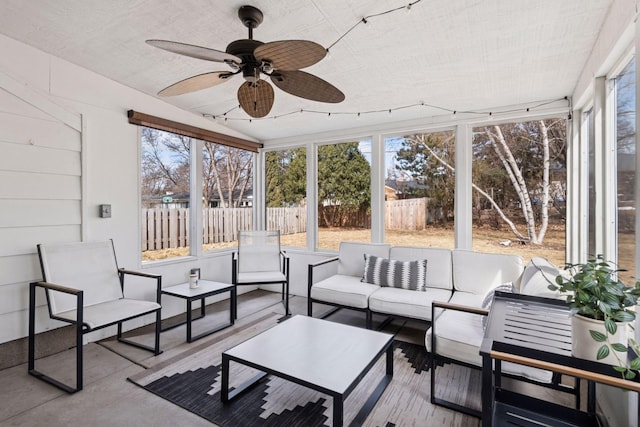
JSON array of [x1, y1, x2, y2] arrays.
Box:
[[481, 282, 514, 328], [361, 254, 428, 291]]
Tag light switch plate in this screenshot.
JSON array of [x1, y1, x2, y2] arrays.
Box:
[[99, 204, 112, 218]]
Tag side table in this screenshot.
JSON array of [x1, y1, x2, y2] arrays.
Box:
[[161, 280, 236, 342]]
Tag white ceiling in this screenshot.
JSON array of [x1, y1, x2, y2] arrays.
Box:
[[0, 0, 612, 141]]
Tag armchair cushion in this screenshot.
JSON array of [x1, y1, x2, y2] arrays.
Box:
[[362, 254, 427, 291], [56, 298, 160, 329], [236, 271, 287, 284]]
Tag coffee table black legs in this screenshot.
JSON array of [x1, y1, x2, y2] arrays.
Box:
[[161, 281, 236, 343], [221, 338, 394, 427]]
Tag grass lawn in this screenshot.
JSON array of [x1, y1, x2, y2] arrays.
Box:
[[145, 224, 567, 268]]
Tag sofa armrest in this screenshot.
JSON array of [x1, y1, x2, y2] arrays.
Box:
[[430, 300, 488, 358], [307, 256, 339, 297], [432, 300, 489, 317]]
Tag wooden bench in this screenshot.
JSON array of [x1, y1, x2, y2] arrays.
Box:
[[28, 239, 162, 393]]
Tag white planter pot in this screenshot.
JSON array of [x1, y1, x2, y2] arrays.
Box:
[[571, 314, 629, 365]]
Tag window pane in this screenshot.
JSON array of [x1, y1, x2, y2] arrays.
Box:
[[141, 127, 191, 261], [471, 120, 566, 267], [615, 58, 636, 284], [586, 109, 596, 257], [317, 140, 371, 250], [265, 148, 307, 248], [385, 131, 455, 248], [202, 142, 254, 251]]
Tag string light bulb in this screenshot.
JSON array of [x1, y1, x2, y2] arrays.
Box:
[[405, 4, 412, 14], [205, 96, 570, 123]]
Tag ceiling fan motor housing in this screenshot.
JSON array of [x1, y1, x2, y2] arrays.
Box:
[[226, 39, 264, 83]]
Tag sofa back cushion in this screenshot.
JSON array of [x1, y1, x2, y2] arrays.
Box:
[[337, 242, 391, 277], [520, 257, 563, 299], [389, 246, 453, 290], [452, 249, 524, 295]]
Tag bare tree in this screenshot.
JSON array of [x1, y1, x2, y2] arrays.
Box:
[[141, 127, 253, 208], [406, 118, 566, 244]]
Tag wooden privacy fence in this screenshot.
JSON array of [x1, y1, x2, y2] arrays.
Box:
[[142, 207, 303, 251], [385, 197, 444, 230], [142, 199, 435, 251]]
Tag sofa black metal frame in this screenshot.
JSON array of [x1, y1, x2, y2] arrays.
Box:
[[307, 256, 375, 328], [430, 299, 580, 418], [28, 240, 162, 393]]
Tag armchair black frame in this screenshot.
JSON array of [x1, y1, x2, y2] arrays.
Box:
[[231, 230, 290, 319], [28, 240, 162, 393]]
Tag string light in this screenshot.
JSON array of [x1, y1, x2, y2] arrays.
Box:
[[204, 1, 571, 124], [204, 97, 571, 123]]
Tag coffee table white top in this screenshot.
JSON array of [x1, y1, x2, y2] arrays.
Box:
[[161, 280, 234, 298], [223, 315, 393, 394]]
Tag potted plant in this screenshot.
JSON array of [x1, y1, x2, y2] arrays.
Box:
[[548, 255, 640, 379]]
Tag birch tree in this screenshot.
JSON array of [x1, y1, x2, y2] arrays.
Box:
[[405, 118, 565, 244]]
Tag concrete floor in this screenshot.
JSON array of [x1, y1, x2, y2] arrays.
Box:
[[0, 291, 427, 427]]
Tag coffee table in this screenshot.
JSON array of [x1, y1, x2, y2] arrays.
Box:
[[161, 280, 236, 342], [221, 315, 394, 426]]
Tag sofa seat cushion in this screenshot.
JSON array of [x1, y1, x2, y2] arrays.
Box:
[[426, 308, 553, 383], [447, 290, 484, 308], [369, 287, 452, 321], [310, 274, 380, 309]]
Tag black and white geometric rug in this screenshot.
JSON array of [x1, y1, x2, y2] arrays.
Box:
[[129, 314, 480, 426]]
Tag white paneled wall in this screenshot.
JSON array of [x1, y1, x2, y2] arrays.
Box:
[[0, 32, 256, 345], [0, 83, 82, 344]]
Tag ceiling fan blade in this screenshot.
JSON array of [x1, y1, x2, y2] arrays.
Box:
[[237, 80, 275, 118], [254, 40, 326, 70], [146, 39, 241, 64], [270, 70, 344, 103], [158, 72, 236, 96]]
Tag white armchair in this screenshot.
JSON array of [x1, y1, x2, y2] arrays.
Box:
[[232, 230, 290, 319], [29, 240, 162, 393]]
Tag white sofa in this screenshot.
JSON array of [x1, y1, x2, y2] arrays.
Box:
[[307, 241, 529, 327], [425, 256, 569, 416], [307, 242, 573, 416]]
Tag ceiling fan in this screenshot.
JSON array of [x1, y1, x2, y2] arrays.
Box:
[[147, 5, 345, 118]]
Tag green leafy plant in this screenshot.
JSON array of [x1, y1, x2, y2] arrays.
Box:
[[548, 255, 640, 379]]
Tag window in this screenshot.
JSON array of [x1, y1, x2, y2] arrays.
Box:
[[585, 109, 596, 257], [385, 130, 455, 248], [202, 142, 254, 252], [265, 148, 307, 248], [141, 128, 191, 261], [471, 120, 567, 266], [317, 140, 371, 250], [614, 58, 636, 284], [140, 127, 254, 261]]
